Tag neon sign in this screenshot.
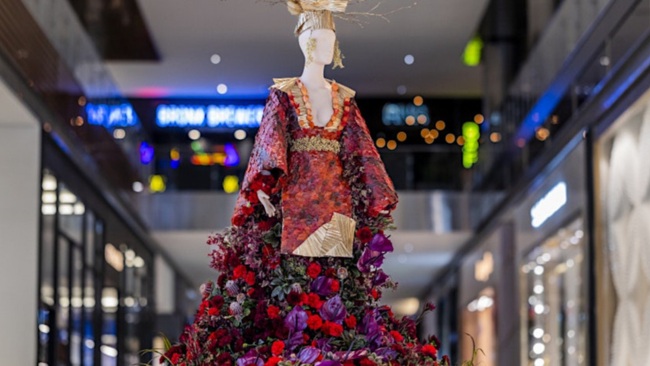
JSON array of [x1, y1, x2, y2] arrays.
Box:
[[86, 104, 138, 127], [156, 104, 264, 128], [382, 103, 430, 126], [531, 182, 567, 228]]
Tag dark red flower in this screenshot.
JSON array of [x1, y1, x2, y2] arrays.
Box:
[[330, 279, 340, 292], [267, 305, 280, 319], [307, 314, 323, 330], [345, 315, 357, 328], [242, 204, 255, 216], [422, 344, 437, 358], [322, 321, 343, 337], [258, 220, 273, 231], [306, 262, 322, 279], [232, 214, 246, 227], [325, 268, 337, 278], [359, 358, 377, 366], [356, 227, 373, 243], [390, 330, 404, 343], [246, 272, 256, 286], [271, 340, 285, 356], [287, 290, 304, 306], [233, 265, 247, 279]]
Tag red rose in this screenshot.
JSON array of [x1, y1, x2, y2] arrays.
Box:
[[267, 305, 280, 319], [258, 220, 273, 231], [359, 359, 377, 366], [306, 293, 321, 308], [306, 262, 322, 279], [242, 204, 255, 216], [322, 321, 343, 337], [264, 356, 282, 366], [390, 330, 404, 343], [356, 227, 373, 243], [307, 314, 323, 330], [330, 279, 340, 292], [422, 344, 437, 358], [287, 290, 303, 306], [271, 341, 285, 356], [208, 307, 220, 316], [325, 268, 337, 278], [345, 315, 357, 328], [245, 272, 256, 286], [171, 353, 181, 364], [371, 289, 379, 300], [233, 265, 247, 280], [343, 360, 355, 366], [232, 215, 246, 227]]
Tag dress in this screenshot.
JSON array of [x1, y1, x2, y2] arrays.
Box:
[[232, 78, 397, 257], [162, 78, 448, 366]]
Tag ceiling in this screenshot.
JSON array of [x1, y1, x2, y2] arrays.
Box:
[[107, 0, 489, 99]]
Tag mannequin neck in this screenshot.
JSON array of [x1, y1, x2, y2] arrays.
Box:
[[300, 62, 329, 89]]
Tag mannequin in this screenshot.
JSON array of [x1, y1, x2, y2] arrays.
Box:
[[256, 29, 338, 217]]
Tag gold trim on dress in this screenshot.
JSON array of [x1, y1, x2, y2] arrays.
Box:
[[271, 78, 355, 98], [292, 213, 356, 258], [290, 136, 341, 153]]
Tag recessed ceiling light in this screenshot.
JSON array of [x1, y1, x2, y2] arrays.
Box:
[[132, 181, 144, 193], [404, 54, 415, 65], [217, 84, 228, 94], [397, 85, 407, 95], [234, 129, 247, 140], [210, 54, 221, 65], [113, 129, 126, 140], [188, 129, 201, 140]]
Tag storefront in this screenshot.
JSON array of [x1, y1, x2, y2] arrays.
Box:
[[509, 141, 590, 366], [458, 228, 504, 366], [37, 136, 157, 366], [594, 87, 650, 366]]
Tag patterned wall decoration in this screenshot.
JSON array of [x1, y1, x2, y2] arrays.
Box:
[[603, 102, 650, 366]]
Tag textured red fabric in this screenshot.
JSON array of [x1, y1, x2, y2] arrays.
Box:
[[232, 87, 398, 254]]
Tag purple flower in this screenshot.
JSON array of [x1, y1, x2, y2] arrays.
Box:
[[298, 347, 321, 363], [319, 295, 347, 324], [310, 276, 334, 296], [358, 310, 382, 348], [236, 353, 263, 366], [284, 306, 308, 332], [287, 331, 304, 351], [357, 248, 385, 273], [316, 362, 342, 366], [374, 347, 398, 359], [373, 271, 390, 286], [369, 233, 394, 252], [316, 338, 334, 353]]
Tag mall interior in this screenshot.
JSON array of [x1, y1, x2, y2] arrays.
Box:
[[1, 0, 650, 365]]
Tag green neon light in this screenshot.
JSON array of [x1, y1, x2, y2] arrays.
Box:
[[463, 36, 483, 67], [462, 122, 480, 169]]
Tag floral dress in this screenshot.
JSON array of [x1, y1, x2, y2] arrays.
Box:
[[232, 77, 398, 258]]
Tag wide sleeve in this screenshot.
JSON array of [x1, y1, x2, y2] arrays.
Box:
[[232, 89, 289, 224], [340, 100, 398, 216]]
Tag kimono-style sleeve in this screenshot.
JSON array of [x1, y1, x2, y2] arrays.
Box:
[[232, 89, 289, 225], [340, 100, 398, 216]]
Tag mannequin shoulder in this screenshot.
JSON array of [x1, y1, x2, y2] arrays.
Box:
[[270, 77, 300, 92]]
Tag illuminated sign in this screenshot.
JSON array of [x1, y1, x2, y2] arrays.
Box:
[[105, 244, 124, 272], [531, 182, 567, 228], [463, 36, 483, 67], [86, 104, 138, 127], [475, 252, 494, 282], [462, 122, 480, 168], [139, 142, 154, 165], [382, 103, 430, 126], [156, 104, 264, 128]]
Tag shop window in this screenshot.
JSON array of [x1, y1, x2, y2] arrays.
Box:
[[521, 217, 587, 366], [461, 287, 497, 366], [597, 92, 650, 366]]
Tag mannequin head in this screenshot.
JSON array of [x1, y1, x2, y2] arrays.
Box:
[[299, 29, 336, 66]]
